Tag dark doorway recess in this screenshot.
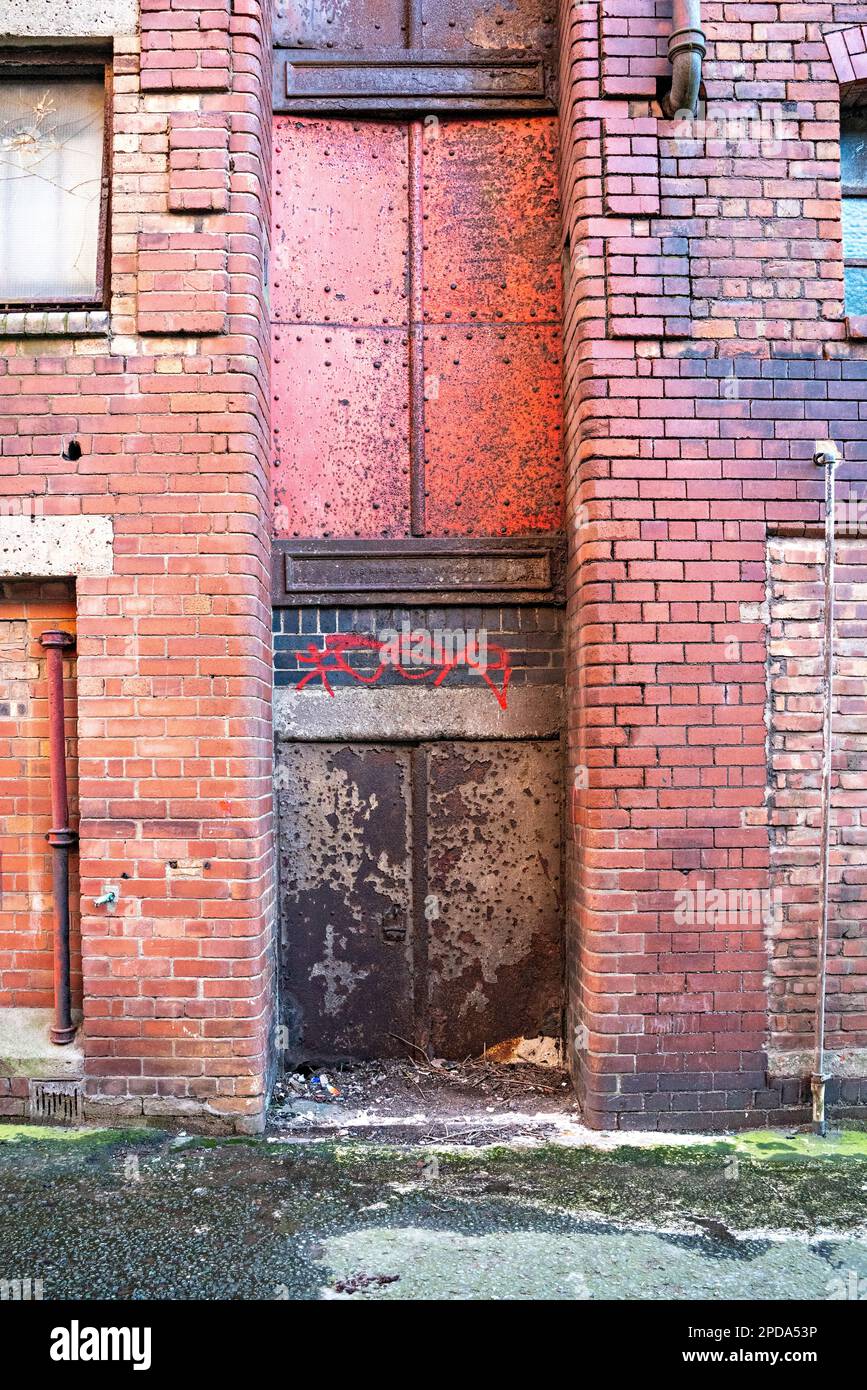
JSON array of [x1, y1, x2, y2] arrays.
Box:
[[276, 739, 563, 1061]]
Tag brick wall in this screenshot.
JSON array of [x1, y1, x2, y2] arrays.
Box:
[[0, 1, 275, 1132], [2, 0, 865, 1134], [0, 581, 78, 1010], [767, 535, 867, 1104], [559, 0, 867, 1128]]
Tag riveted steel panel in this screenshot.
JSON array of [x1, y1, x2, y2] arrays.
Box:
[[272, 117, 409, 327], [277, 742, 414, 1059], [272, 326, 411, 538], [419, 0, 556, 54], [423, 324, 563, 534], [270, 71, 563, 543], [274, 0, 407, 50], [425, 739, 562, 1056], [423, 117, 560, 323]]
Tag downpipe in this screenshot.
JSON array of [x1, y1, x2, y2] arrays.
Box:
[[39, 629, 78, 1046], [662, 0, 706, 118], [812, 443, 842, 1135]]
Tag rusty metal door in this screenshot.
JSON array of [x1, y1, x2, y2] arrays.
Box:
[[277, 738, 562, 1060], [277, 742, 414, 1058], [425, 740, 562, 1056]]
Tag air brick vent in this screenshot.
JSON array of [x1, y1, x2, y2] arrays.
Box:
[[28, 1081, 83, 1125]]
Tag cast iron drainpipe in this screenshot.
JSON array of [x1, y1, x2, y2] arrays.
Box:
[[812, 443, 842, 1134], [661, 0, 706, 118], [39, 629, 78, 1046]]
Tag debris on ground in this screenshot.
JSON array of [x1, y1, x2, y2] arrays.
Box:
[[332, 1271, 400, 1295], [483, 1035, 564, 1067], [272, 1070, 344, 1106], [268, 1056, 579, 1144]]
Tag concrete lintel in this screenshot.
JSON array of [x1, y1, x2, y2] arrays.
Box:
[[273, 684, 563, 741], [0, 515, 113, 578], [0, 0, 138, 38]]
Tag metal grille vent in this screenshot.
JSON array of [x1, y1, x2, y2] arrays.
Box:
[[28, 1080, 83, 1125]]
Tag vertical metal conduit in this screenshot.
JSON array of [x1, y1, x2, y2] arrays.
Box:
[[39, 629, 78, 1046], [812, 443, 841, 1133]]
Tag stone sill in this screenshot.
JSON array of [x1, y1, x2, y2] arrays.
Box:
[[0, 1006, 83, 1081], [0, 310, 110, 339]]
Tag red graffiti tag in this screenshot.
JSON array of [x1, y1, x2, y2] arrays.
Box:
[[296, 632, 512, 709]]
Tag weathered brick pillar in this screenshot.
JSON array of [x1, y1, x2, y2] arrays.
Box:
[[0, 0, 276, 1131], [69, 0, 276, 1131], [558, 0, 867, 1129]]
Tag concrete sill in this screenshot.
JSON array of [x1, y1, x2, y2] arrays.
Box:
[[0, 1007, 83, 1081], [0, 310, 110, 339]]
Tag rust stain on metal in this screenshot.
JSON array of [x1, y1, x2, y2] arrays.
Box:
[[425, 740, 563, 1056], [271, 117, 411, 538], [271, 117, 408, 327], [408, 117, 426, 535], [274, 0, 554, 56], [274, 0, 408, 50], [424, 324, 563, 534], [422, 0, 556, 52], [271, 326, 410, 538], [423, 117, 560, 323], [271, 110, 562, 539], [277, 742, 414, 1058]]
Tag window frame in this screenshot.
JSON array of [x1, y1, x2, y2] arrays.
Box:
[[0, 47, 112, 312]]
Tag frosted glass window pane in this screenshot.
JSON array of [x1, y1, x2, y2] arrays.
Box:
[[842, 197, 867, 258], [0, 79, 104, 302], [841, 116, 867, 188], [845, 265, 867, 316]]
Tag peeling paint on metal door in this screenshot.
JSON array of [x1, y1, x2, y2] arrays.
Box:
[[425, 740, 562, 1055], [277, 742, 414, 1058], [277, 738, 562, 1060]]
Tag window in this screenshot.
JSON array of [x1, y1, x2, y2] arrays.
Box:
[[841, 112, 867, 318], [0, 57, 109, 306]]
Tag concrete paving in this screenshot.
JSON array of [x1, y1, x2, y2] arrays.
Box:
[[0, 1124, 864, 1300]]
